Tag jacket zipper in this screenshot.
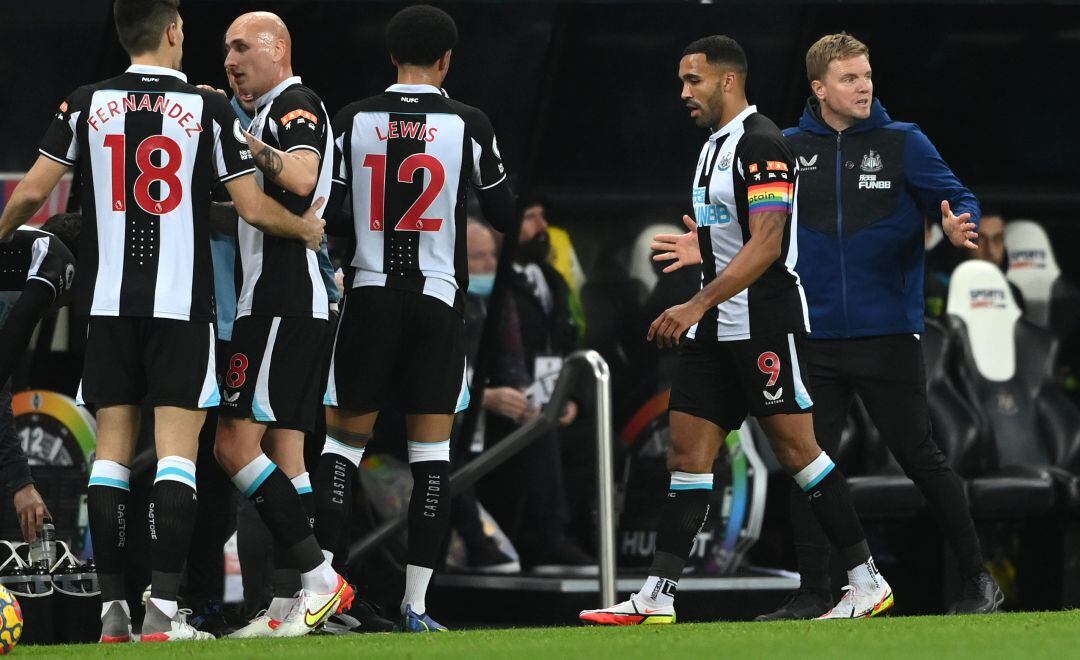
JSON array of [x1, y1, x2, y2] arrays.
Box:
[[835, 132, 850, 334]]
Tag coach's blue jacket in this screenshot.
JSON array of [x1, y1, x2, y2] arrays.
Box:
[[783, 98, 979, 339]]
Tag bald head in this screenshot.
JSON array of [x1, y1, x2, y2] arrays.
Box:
[[224, 11, 293, 104], [467, 219, 498, 275]]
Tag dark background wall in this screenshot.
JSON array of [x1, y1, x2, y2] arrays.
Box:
[[2, 1, 1077, 277]]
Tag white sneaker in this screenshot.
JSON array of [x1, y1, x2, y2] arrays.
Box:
[[270, 576, 354, 638], [228, 609, 280, 638], [818, 578, 894, 619], [140, 600, 215, 642], [579, 594, 675, 626]]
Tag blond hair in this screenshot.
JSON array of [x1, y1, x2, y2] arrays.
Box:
[[805, 32, 870, 84]]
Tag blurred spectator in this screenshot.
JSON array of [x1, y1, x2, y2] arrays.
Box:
[[469, 219, 594, 573], [518, 196, 587, 345], [969, 213, 1024, 311], [974, 213, 1006, 268]]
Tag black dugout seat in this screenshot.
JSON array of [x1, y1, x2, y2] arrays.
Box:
[[945, 260, 1080, 517]]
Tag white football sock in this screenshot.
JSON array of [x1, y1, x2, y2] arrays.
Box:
[[401, 564, 434, 615], [300, 560, 339, 595], [101, 599, 130, 618], [636, 575, 677, 607], [149, 597, 177, 619], [848, 557, 883, 592]]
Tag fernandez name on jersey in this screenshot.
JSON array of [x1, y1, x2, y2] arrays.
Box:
[[38, 64, 254, 322], [330, 84, 507, 312]]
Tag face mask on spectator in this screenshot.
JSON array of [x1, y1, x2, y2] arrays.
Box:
[[518, 231, 550, 263], [469, 272, 496, 298]]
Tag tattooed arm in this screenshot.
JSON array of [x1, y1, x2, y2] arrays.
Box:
[[244, 130, 320, 197]]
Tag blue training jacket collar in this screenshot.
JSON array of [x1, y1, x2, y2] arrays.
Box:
[[798, 96, 891, 136]]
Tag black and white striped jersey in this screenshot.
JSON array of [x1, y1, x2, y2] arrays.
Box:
[[0, 227, 76, 329], [38, 64, 254, 321], [688, 105, 810, 342], [236, 76, 331, 320], [330, 84, 508, 311]]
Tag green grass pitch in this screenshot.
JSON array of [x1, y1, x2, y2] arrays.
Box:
[[13, 610, 1080, 659]]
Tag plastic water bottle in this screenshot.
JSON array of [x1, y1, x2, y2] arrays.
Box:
[[28, 520, 56, 569]]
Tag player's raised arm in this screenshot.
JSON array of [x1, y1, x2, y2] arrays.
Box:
[[244, 129, 320, 197], [206, 89, 323, 249], [0, 157, 70, 241], [223, 175, 324, 250]]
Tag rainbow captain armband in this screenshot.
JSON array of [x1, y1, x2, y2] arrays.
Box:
[[747, 181, 793, 215]]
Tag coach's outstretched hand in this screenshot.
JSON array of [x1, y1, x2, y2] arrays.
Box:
[[300, 197, 326, 251], [651, 215, 702, 273], [648, 300, 706, 348], [942, 200, 978, 250]]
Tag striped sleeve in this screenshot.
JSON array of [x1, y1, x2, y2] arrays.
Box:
[[39, 87, 86, 166], [739, 133, 795, 216]]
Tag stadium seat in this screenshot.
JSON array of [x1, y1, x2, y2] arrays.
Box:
[[945, 261, 1080, 517], [1005, 220, 1080, 340]]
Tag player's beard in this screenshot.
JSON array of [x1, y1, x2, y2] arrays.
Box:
[[517, 231, 550, 263]]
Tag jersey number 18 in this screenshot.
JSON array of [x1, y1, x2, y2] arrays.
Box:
[[103, 134, 185, 216]]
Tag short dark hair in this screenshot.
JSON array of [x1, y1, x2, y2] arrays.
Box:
[[113, 0, 180, 56], [518, 193, 550, 217], [386, 5, 458, 66], [682, 35, 747, 76], [40, 213, 81, 259]]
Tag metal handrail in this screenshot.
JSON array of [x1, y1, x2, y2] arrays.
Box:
[[345, 349, 617, 607]]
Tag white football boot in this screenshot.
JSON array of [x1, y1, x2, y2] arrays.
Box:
[[579, 594, 676, 626], [270, 575, 354, 637], [228, 609, 280, 638]]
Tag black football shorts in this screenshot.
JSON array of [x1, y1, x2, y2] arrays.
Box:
[[323, 287, 469, 415], [668, 331, 814, 430]]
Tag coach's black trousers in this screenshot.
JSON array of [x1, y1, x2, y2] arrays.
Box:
[[790, 334, 985, 593]]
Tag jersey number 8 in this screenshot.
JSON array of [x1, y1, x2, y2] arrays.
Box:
[[363, 153, 445, 232]]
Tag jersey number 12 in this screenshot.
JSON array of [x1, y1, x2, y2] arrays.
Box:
[[363, 153, 445, 232]]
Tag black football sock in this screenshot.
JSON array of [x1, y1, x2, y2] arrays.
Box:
[[148, 457, 200, 607], [230, 454, 324, 574], [87, 460, 132, 604], [648, 471, 713, 582], [794, 452, 870, 569]]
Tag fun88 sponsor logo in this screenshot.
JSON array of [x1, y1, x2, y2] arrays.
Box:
[[693, 186, 731, 227]]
